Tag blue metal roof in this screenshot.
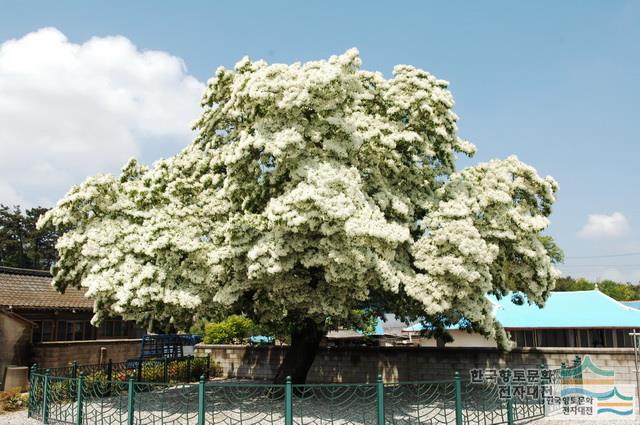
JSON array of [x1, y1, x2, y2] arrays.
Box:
[[404, 290, 640, 332], [403, 321, 463, 332], [366, 315, 401, 336], [374, 319, 385, 335], [491, 290, 640, 329], [621, 301, 640, 310]]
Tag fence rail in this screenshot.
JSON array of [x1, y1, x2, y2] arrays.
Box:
[[27, 359, 577, 425]]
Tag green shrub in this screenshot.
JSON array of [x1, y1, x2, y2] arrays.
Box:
[[204, 315, 254, 344], [48, 380, 72, 401], [189, 319, 206, 336], [141, 363, 165, 382], [85, 370, 106, 383]]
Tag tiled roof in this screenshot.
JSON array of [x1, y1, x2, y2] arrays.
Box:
[[0, 266, 93, 310]]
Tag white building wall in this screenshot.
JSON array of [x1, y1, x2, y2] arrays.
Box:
[[409, 330, 496, 348]]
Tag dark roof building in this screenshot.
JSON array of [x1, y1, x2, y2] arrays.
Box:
[[0, 266, 144, 343], [0, 266, 146, 390]]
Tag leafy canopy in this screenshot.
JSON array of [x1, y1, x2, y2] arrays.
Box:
[[39, 49, 559, 347]]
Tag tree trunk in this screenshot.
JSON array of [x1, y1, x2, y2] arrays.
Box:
[[273, 318, 323, 384]]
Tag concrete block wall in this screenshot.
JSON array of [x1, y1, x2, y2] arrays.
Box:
[[0, 312, 31, 389], [195, 345, 640, 384], [32, 339, 141, 369], [200, 345, 287, 380]]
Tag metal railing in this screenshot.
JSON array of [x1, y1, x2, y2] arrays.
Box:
[[27, 360, 568, 425], [36, 355, 215, 383]]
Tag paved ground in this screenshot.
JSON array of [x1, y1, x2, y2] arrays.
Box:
[[0, 410, 40, 425], [3, 409, 640, 424], [532, 420, 638, 424]]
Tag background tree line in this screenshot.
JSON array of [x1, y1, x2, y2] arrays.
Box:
[[554, 276, 640, 301], [0, 204, 58, 270]]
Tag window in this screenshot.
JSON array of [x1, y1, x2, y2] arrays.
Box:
[[72, 321, 83, 341], [32, 320, 54, 343], [55, 320, 91, 341], [511, 330, 535, 347], [615, 329, 634, 347], [56, 321, 66, 340], [114, 320, 123, 337], [603, 330, 614, 347], [539, 330, 568, 347], [591, 330, 605, 347], [84, 321, 94, 340], [97, 319, 145, 339], [100, 320, 130, 338], [578, 330, 590, 347]]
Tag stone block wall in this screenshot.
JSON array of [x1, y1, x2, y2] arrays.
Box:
[[32, 339, 141, 369], [195, 345, 639, 384]]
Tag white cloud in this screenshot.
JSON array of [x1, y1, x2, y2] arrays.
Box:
[[0, 27, 205, 207], [0, 181, 28, 206], [578, 212, 630, 238]]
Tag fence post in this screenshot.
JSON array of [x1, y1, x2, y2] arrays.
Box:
[[71, 360, 78, 395], [206, 356, 211, 380], [376, 374, 384, 425], [163, 358, 168, 383], [127, 377, 135, 425], [76, 372, 84, 425], [27, 363, 37, 418], [197, 375, 205, 425], [538, 363, 551, 418], [137, 359, 143, 382], [42, 369, 50, 425], [454, 371, 463, 425], [506, 375, 514, 425], [106, 359, 113, 396], [285, 376, 293, 425]]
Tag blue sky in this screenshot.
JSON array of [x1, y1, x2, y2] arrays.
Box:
[[0, 1, 638, 282]]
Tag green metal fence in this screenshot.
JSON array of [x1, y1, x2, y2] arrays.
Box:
[[38, 356, 214, 383], [27, 360, 565, 425]]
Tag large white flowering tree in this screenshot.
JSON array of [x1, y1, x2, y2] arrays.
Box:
[[39, 49, 559, 383]]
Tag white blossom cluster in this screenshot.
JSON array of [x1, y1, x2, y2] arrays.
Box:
[[39, 49, 559, 345]]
